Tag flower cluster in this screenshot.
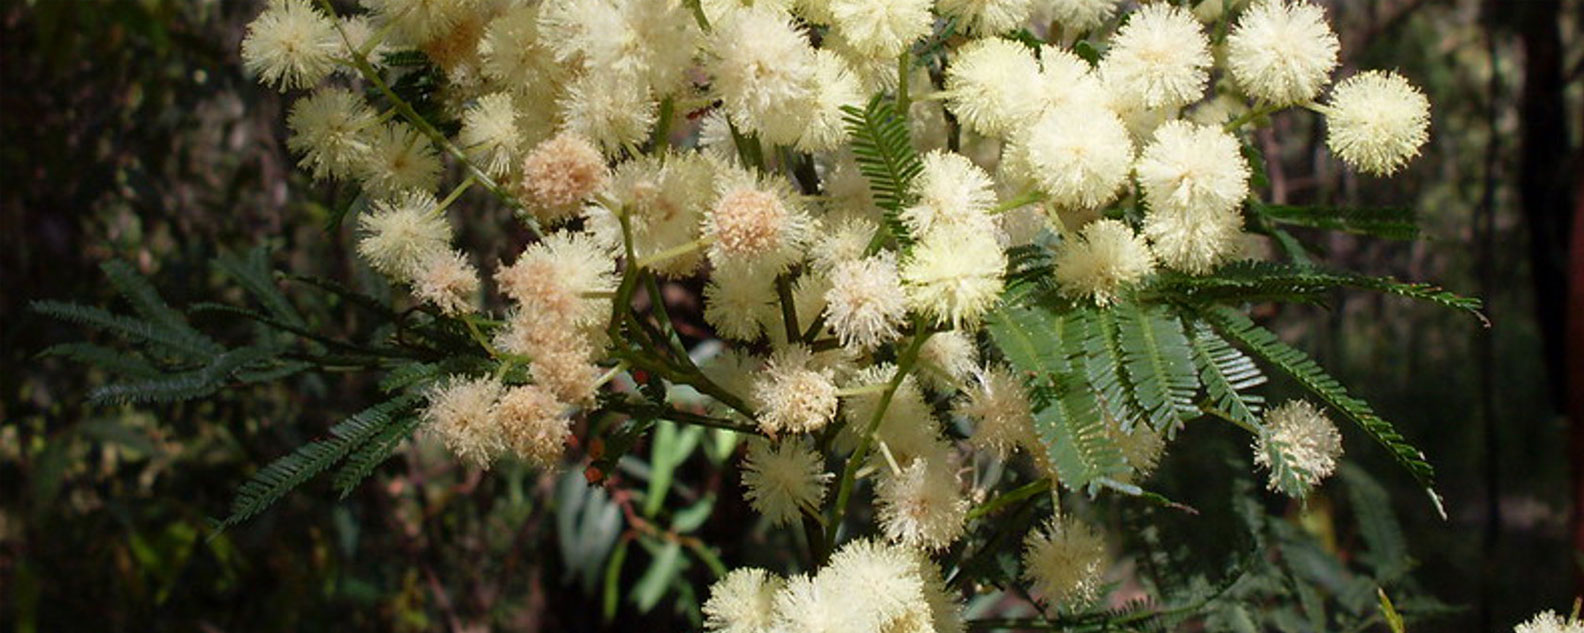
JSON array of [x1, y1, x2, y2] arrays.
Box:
[[241, 0, 1434, 624]]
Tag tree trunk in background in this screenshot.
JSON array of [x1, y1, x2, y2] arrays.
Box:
[[1516, 0, 1573, 409], [1569, 161, 1584, 597]]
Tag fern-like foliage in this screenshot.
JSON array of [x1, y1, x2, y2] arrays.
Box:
[[218, 394, 421, 530], [841, 95, 923, 247], [1187, 322, 1266, 431], [1114, 303, 1200, 434], [1197, 306, 1443, 516], [1153, 261, 1485, 320]]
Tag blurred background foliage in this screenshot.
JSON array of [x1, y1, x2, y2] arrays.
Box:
[[0, 0, 1578, 631]]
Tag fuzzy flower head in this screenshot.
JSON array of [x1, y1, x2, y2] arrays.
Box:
[[518, 133, 610, 224], [704, 568, 785, 633], [1515, 610, 1584, 633], [703, 172, 814, 274], [1227, 0, 1341, 106], [704, 265, 779, 341], [287, 87, 377, 181], [838, 366, 942, 462], [795, 50, 863, 153], [479, 5, 564, 91], [709, 6, 819, 146], [1254, 400, 1343, 495], [901, 230, 1007, 328], [1023, 516, 1107, 608], [360, 0, 481, 46], [1323, 70, 1431, 176], [902, 150, 999, 238], [876, 454, 970, 551], [412, 250, 479, 315], [540, 0, 701, 96], [1037, 47, 1109, 114], [1143, 202, 1245, 275], [493, 384, 568, 469], [817, 539, 934, 629], [1054, 219, 1157, 306], [1100, 4, 1211, 111], [242, 0, 339, 91], [827, 0, 933, 58], [937, 0, 1034, 34], [1009, 105, 1135, 211], [1034, 0, 1121, 32], [359, 122, 443, 198], [586, 152, 715, 278], [944, 38, 1046, 138], [495, 232, 617, 327], [742, 439, 831, 525], [916, 330, 980, 392], [424, 375, 506, 469], [459, 93, 523, 178], [559, 70, 658, 156], [1138, 120, 1251, 218], [752, 347, 840, 435], [357, 191, 452, 282], [825, 255, 909, 349], [808, 215, 879, 275], [959, 365, 1038, 457]]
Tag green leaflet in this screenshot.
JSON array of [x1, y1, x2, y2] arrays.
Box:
[[216, 246, 306, 330], [840, 95, 923, 248], [1187, 322, 1266, 432], [33, 299, 222, 359], [1154, 261, 1485, 320], [216, 394, 421, 531], [1255, 202, 1419, 241], [87, 346, 278, 405], [1199, 306, 1443, 517], [1114, 303, 1200, 434]]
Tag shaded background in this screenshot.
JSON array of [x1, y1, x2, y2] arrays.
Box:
[[1, 0, 1579, 631]]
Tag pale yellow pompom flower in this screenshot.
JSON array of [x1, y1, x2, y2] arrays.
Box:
[[1143, 204, 1245, 275], [936, 0, 1034, 34], [825, 255, 909, 349], [944, 38, 1046, 138], [876, 453, 970, 551], [495, 232, 617, 327], [494, 384, 569, 469], [1054, 218, 1156, 306], [708, 6, 819, 146], [1100, 3, 1211, 110], [558, 70, 658, 157], [703, 172, 814, 274], [359, 122, 443, 198], [827, 0, 934, 57], [1227, 0, 1341, 106], [901, 230, 1007, 328], [360, 0, 481, 46], [241, 0, 339, 91], [916, 330, 979, 392], [808, 215, 879, 275], [958, 365, 1038, 458], [795, 50, 863, 153], [585, 152, 715, 278], [1254, 400, 1343, 494], [1036, 46, 1109, 114], [1008, 105, 1135, 211], [1022, 516, 1107, 608], [704, 264, 779, 341], [817, 539, 937, 630], [1137, 120, 1251, 218], [752, 347, 840, 435], [287, 87, 377, 181], [519, 133, 610, 225], [1515, 610, 1584, 633], [902, 151, 999, 238], [479, 5, 564, 91], [356, 191, 451, 282], [424, 375, 506, 469], [1033, 0, 1121, 33], [459, 92, 523, 178], [1322, 70, 1431, 176], [704, 568, 784, 633], [741, 439, 830, 525], [412, 250, 479, 315]]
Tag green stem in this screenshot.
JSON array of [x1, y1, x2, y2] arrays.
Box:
[[434, 175, 475, 215], [988, 189, 1047, 216], [895, 52, 912, 114], [965, 478, 1051, 521], [1222, 101, 1281, 133], [775, 273, 801, 344], [824, 324, 933, 554]]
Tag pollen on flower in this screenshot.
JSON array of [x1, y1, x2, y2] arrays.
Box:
[[412, 250, 479, 315], [703, 173, 813, 273], [1099, 3, 1211, 111], [356, 191, 452, 282], [741, 439, 830, 525], [1322, 70, 1431, 176], [703, 568, 784, 633], [1054, 218, 1156, 306], [1008, 104, 1135, 211], [1226, 0, 1340, 106], [424, 375, 506, 469], [1137, 120, 1251, 218], [902, 151, 999, 238], [944, 38, 1045, 138], [1254, 400, 1343, 493], [493, 384, 569, 469], [751, 346, 839, 435], [825, 255, 909, 349], [958, 365, 1038, 458], [287, 87, 377, 181], [519, 133, 610, 224], [1022, 516, 1108, 608], [241, 0, 339, 91], [876, 454, 969, 551], [496, 232, 617, 327], [901, 230, 1007, 329]]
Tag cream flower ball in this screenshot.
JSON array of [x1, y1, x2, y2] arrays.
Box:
[[958, 365, 1039, 457], [827, 0, 934, 58], [240, 0, 339, 91], [741, 439, 830, 524], [423, 375, 506, 469], [1033, 0, 1121, 33], [944, 38, 1046, 138], [875, 453, 970, 551], [1137, 120, 1251, 219], [1022, 516, 1108, 608], [901, 229, 1007, 328], [825, 255, 909, 349], [1322, 70, 1432, 176], [1254, 400, 1343, 494], [496, 232, 617, 327], [356, 191, 452, 282], [937, 0, 1035, 34], [1054, 218, 1157, 306], [751, 346, 840, 434], [1226, 0, 1341, 106], [901, 150, 999, 238], [1009, 104, 1135, 211], [287, 87, 377, 181], [1100, 3, 1211, 111], [704, 568, 784, 633], [709, 5, 819, 146]]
